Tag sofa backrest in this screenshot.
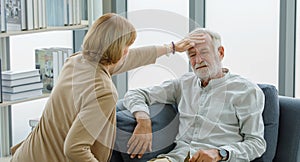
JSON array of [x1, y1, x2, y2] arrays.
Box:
[[252, 84, 280, 162], [273, 96, 300, 162]]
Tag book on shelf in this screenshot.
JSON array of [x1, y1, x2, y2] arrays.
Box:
[[35, 48, 59, 93], [0, 0, 85, 33], [1, 0, 6, 32], [20, 0, 26, 30], [0, 58, 2, 103], [35, 47, 73, 93], [37, 0, 46, 28], [2, 69, 39, 80], [2, 88, 42, 101], [32, 0, 38, 29], [38, 0, 42, 28], [2, 82, 43, 93], [68, 0, 73, 25], [2, 75, 41, 87], [1, 68, 43, 101], [49, 47, 64, 72], [75, 0, 81, 25], [0, 0, 2, 32], [72, 0, 80, 25], [26, 0, 34, 30], [63, 0, 68, 25], [61, 47, 73, 62], [50, 47, 72, 69], [46, 0, 64, 26], [41, 0, 46, 28], [5, 0, 22, 31]]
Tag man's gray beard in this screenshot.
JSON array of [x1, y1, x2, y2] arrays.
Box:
[[193, 69, 210, 80], [192, 63, 223, 81]]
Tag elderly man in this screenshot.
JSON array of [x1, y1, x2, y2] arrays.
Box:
[[123, 28, 266, 162]]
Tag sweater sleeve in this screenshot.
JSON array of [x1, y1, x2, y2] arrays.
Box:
[[111, 46, 158, 75], [64, 79, 117, 162], [64, 117, 99, 162]]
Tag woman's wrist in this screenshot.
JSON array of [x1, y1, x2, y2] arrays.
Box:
[[164, 41, 175, 56], [171, 41, 175, 53]]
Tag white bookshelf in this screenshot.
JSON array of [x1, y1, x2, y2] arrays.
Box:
[[0, 24, 88, 38], [0, 156, 11, 162], [0, 93, 50, 107]]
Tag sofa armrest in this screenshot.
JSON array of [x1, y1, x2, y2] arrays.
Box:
[[112, 100, 179, 162], [273, 96, 300, 162]]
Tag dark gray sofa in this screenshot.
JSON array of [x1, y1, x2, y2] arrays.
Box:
[[111, 84, 300, 162]]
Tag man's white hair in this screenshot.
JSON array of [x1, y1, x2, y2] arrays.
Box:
[[188, 28, 222, 49]]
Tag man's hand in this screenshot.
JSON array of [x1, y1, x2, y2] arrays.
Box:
[[189, 149, 221, 162], [127, 111, 152, 159]]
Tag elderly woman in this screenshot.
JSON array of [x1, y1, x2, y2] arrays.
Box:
[[10, 13, 200, 162]]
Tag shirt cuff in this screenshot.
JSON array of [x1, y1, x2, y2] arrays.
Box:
[[130, 105, 150, 115], [219, 146, 233, 162]]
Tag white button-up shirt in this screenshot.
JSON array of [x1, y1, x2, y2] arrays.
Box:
[[123, 69, 266, 162]]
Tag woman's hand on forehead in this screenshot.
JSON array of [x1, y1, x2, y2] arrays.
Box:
[[187, 33, 207, 45]]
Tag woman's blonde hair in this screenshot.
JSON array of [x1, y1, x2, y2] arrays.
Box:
[[82, 13, 136, 65]]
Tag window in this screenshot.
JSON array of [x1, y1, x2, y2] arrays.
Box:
[[127, 0, 190, 89], [296, 1, 300, 98], [206, 0, 280, 86]]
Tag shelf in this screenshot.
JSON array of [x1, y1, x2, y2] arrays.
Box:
[[0, 93, 50, 107], [0, 156, 11, 162], [0, 24, 88, 38]]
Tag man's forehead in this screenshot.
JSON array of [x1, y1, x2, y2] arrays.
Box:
[[191, 32, 212, 46], [191, 41, 211, 51], [188, 44, 211, 53], [190, 32, 212, 40]]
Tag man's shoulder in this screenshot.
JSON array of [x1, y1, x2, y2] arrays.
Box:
[[227, 73, 260, 91], [228, 72, 253, 83]]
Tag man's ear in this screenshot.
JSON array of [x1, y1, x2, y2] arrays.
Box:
[[218, 46, 224, 60]]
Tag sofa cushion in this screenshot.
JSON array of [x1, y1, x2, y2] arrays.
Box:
[[252, 84, 279, 162], [112, 100, 179, 162]]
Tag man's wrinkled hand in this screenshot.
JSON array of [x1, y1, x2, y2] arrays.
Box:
[[189, 149, 221, 162], [127, 112, 152, 159]]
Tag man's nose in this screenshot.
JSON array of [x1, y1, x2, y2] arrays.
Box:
[[195, 53, 203, 63]]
